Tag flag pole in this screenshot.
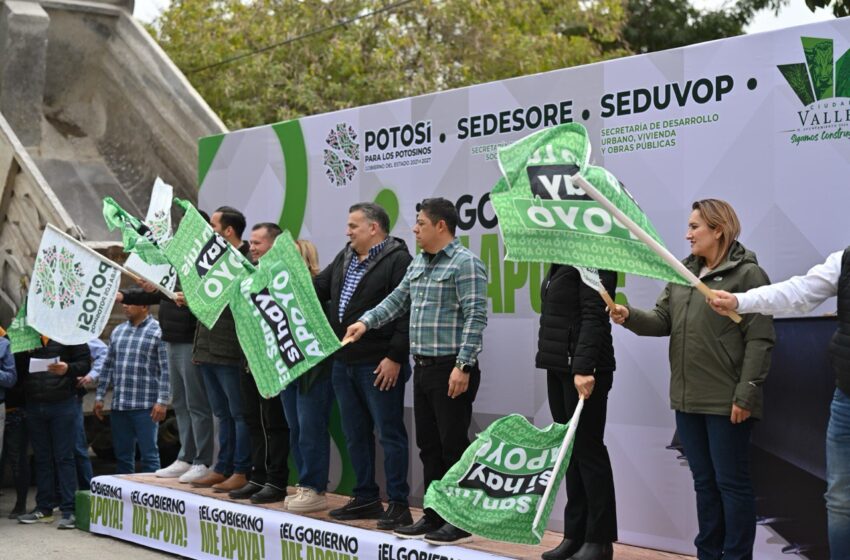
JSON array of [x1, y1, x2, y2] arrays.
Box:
[[532, 397, 585, 532], [46, 224, 137, 279], [570, 175, 742, 324]]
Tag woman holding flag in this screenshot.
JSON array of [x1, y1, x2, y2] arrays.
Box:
[[609, 199, 774, 560], [537, 265, 618, 560]]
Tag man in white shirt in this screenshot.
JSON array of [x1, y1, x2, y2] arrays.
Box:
[[711, 250, 849, 560]]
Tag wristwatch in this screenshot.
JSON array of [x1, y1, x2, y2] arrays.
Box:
[[455, 360, 473, 373]]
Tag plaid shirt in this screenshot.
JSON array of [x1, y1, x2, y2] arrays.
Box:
[[339, 238, 389, 320], [96, 315, 170, 410], [361, 238, 487, 364]]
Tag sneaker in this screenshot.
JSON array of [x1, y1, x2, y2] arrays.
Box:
[[179, 464, 213, 484], [284, 486, 302, 508], [423, 523, 472, 546], [377, 501, 413, 530], [156, 460, 191, 478], [286, 487, 327, 513], [57, 515, 76, 530], [393, 514, 444, 539], [18, 510, 54, 524], [251, 484, 287, 505], [328, 496, 383, 520]]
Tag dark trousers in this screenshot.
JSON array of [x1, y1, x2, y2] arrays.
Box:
[[27, 398, 77, 515], [547, 370, 617, 543], [2, 408, 30, 509], [241, 372, 290, 488], [413, 358, 480, 499], [676, 411, 755, 560]]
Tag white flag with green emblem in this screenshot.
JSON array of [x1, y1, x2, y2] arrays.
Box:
[[491, 123, 689, 285], [125, 178, 178, 293], [162, 199, 254, 329], [26, 225, 121, 345], [229, 231, 341, 398], [424, 413, 579, 544]]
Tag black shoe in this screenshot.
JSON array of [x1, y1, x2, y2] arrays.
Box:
[[542, 538, 584, 560], [376, 502, 413, 530], [568, 542, 613, 560], [7, 507, 25, 520], [393, 514, 444, 539], [329, 497, 384, 520], [424, 523, 473, 545], [228, 481, 263, 500], [251, 484, 287, 504]]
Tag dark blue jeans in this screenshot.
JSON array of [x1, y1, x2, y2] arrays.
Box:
[[826, 388, 850, 560], [75, 396, 93, 489], [281, 374, 333, 492], [26, 398, 77, 515], [111, 409, 160, 474], [332, 360, 410, 503], [676, 411, 755, 560], [200, 363, 251, 474]]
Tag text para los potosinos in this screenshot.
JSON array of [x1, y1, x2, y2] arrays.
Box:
[[90, 481, 123, 531], [364, 120, 432, 171], [280, 523, 359, 560], [130, 490, 188, 548], [199, 505, 266, 560], [599, 113, 720, 154], [445, 437, 559, 514], [247, 270, 323, 379], [77, 260, 119, 332]]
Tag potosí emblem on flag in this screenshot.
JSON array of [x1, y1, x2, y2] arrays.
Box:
[[33, 245, 85, 309], [229, 231, 341, 398]]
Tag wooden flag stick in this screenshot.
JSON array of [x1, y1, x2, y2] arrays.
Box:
[[569, 175, 742, 324]]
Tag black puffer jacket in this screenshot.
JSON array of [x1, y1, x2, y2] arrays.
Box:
[[314, 237, 412, 364], [122, 285, 197, 344], [19, 340, 91, 403], [536, 265, 616, 375]]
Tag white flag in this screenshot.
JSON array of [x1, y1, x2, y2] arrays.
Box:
[[27, 225, 122, 345], [125, 177, 177, 293]]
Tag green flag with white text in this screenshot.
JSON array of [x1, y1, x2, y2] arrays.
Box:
[[102, 197, 169, 265], [163, 199, 254, 329], [229, 231, 341, 398], [491, 123, 688, 284], [424, 414, 574, 544], [8, 298, 41, 353]]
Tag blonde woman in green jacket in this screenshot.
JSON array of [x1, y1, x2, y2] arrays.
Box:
[[609, 199, 775, 560]]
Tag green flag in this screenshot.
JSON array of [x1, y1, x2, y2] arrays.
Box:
[[102, 197, 169, 265], [424, 414, 575, 544], [163, 199, 254, 329], [229, 231, 341, 398], [7, 298, 41, 353], [491, 123, 688, 285]]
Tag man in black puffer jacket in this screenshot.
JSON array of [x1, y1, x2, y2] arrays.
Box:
[[16, 339, 90, 528], [536, 264, 617, 560], [314, 202, 413, 529]]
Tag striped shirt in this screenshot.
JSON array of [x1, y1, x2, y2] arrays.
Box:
[[360, 238, 487, 364], [96, 315, 170, 410], [339, 238, 389, 320]]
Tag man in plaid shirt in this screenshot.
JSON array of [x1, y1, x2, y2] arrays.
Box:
[[346, 197, 488, 545], [94, 291, 170, 474]]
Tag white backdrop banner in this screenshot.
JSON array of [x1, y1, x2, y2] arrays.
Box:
[[198, 18, 850, 556]]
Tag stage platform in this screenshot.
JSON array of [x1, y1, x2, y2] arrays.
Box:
[[84, 474, 692, 560]]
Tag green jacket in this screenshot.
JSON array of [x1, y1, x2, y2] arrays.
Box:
[[624, 241, 775, 419]]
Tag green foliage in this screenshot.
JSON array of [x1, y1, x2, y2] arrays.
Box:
[[806, 0, 850, 17], [152, 0, 629, 129]]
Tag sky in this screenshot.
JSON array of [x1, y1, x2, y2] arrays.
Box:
[[134, 0, 836, 32]]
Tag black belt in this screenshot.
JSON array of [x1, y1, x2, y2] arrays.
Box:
[[412, 354, 455, 368]]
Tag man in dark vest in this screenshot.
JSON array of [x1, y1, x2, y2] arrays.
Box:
[[711, 250, 850, 560]]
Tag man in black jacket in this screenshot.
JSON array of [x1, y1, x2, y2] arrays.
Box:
[[16, 339, 90, 529], [314, 202, 413, 529]]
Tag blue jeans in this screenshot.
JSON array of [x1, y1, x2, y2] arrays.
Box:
[[26, 398, 77, 515], [75, 396, 93, 489], [168, 343, 214, 467], [200, 363, 251, 474], [111, 409, 161, 474], [826, 388, 850, 560], [281, 374, 333, 492], [676, 411, 755, 560], [331, 360, 410, 503]]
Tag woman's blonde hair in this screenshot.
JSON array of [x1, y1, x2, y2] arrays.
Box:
[[295, 239, 320, 277], [692, 199, 741, 259]]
